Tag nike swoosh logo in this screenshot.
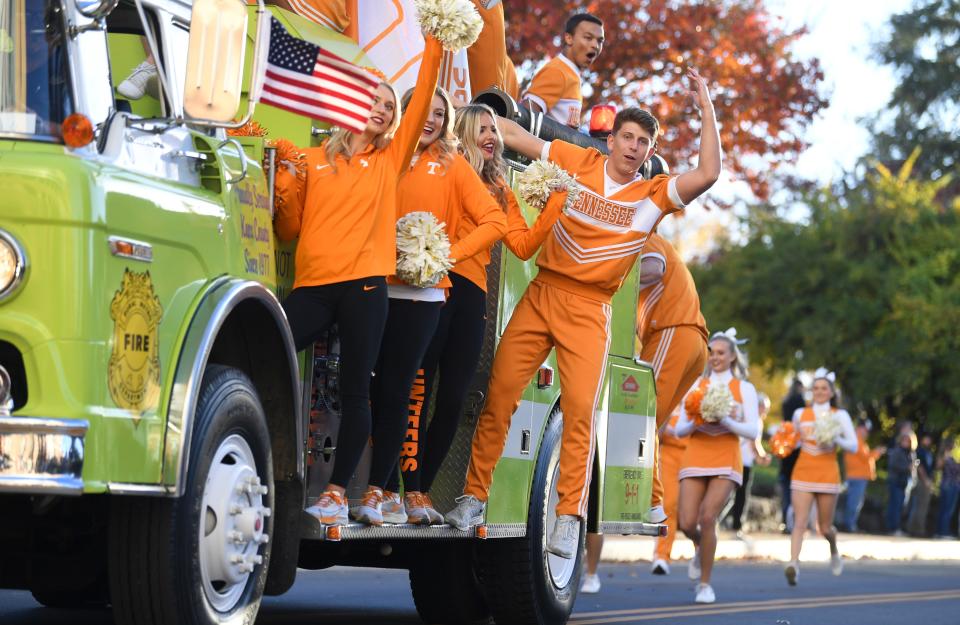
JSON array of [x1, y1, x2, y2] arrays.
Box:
[[316, 164, 330, 171], [363, 285, 378, 291]]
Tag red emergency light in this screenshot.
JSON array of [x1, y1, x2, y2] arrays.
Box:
[[589, 104, 617, 137]]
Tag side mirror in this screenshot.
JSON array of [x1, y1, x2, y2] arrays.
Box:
[[75, 0, 119, 19], [183, 0, 248, 122]]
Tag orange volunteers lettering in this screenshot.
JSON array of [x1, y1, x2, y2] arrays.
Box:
[[401, 369, 427, 472]]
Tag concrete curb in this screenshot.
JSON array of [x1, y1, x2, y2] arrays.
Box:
[[601, 532, 960, 563]]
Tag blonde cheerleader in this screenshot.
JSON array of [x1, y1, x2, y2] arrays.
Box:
[[674, 328, 760, 604]]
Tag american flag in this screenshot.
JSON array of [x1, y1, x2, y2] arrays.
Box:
[[256, 17, 379, 133]]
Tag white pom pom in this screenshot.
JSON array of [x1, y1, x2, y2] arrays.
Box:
[[515, 159, 581, 213], [396, 211, 454, 288], [813, 410, 841, 446], [414, 0, 483, 51], [701, 383, 734, 423]]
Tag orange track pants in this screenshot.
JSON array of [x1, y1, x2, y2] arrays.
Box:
[[644, 326, 707, 507], [654, 442, 686, 562], [464, 280, 611, 518]]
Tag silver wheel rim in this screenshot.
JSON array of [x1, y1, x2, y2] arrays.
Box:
[[198, 434, 270, 613], [543, 434, 577, 589]]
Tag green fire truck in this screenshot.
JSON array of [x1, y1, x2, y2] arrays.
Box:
[[0, 2, 663, 624]]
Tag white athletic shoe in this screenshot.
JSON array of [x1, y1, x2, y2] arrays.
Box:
[[117, 60, 159, 100], [647, 504, 668, 523], [547, 515, 581, 559], [785, 561, 799, 586], [651, 558, 671, 575], [445, 495, 486, 531], [580, 573, 601, 594], [350, 486, 384, 526], [687, 549, 701, 580], [381, 490, 407, 524], [830, 553, 844, 576], [694, 583, 716, 604]]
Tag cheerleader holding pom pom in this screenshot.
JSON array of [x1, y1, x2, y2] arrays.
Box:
[[784, 368, 858, 585], [674, 329, 760, 604]]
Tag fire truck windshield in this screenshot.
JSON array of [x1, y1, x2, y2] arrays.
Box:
[[0, 2, 73, 139]]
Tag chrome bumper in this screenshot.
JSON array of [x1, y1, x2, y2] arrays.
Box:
[[0, 417, 88, 495]]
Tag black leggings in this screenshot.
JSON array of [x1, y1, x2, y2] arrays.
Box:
[[368, 297, 443, 489], [728, 465, 754, 531], [386, 273, 487, 493], [282, 278, 388, 489]]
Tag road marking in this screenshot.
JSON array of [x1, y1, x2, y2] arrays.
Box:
[[570, 589, 960, 624]]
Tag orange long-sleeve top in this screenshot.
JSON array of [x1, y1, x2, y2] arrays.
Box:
[[452, 176, 564, 292], [392, 145, 506, 289], [273, 36, 442, 289], [844, 433, 883, 480]]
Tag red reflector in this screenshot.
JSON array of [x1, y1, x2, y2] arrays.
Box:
[[537, 366, 554, 389]]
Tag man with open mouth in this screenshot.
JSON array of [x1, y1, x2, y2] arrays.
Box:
[[521, 12, 605, 129]]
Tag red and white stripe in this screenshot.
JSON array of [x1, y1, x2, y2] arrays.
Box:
[[261, 49, 378, 134]]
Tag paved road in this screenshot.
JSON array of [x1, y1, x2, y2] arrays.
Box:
[[2, 560, 958, 624]]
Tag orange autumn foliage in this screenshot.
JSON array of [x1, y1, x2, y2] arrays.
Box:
[[505, 0, 827, 203]]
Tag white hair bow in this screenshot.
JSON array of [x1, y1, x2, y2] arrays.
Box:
[[814, 367, 836, 382], [711, 327, 749, 346]]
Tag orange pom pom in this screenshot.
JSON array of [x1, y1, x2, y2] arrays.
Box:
[[771, 422, 800, 458], [684, 387, 705, 419], [228, 120, 268, 137]]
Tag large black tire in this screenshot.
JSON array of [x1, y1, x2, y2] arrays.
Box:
[[480, 408, 584, 625], [409, 542, 491, 625], [109, 365, 274, 625]]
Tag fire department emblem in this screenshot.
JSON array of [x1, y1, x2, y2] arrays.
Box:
[[108, 270, 162, 415]]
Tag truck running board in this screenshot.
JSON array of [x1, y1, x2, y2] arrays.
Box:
[[300, 511, 527, 541]]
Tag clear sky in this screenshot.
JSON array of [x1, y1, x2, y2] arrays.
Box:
[[766, 0, 915, 183], [666, 0, 915, 257]]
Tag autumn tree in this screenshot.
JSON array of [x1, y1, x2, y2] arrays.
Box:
[[504, 0, 827, 201], [692, 151, 960, 433]]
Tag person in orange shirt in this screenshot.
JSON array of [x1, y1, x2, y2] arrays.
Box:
[[674, 329, 760, 604], [272, 34, 443, 527], [581, 232, 709, 593], [521, 13, 604, 128], [466, 0, 519, 99], [382, 102, 560, 524], [354, 87, 507, 526], [841, 421, 886, 532], [446, 69, 722, 562], [784, 368, 858, 585], [249, 1, 350, 32]]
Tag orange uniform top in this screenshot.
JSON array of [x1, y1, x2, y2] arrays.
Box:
[[536, 140, 684, 303], [453, 176, 567, 292], [466, 0, 519, 98], [274, 37, 442, 289], [637, 232, 707, 344], [522, 55, 583, 127], [392, 146, 507, 289], [844, 433, 882, 481]]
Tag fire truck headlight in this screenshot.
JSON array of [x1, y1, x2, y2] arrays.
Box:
[[0, 230, 26, 302]]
